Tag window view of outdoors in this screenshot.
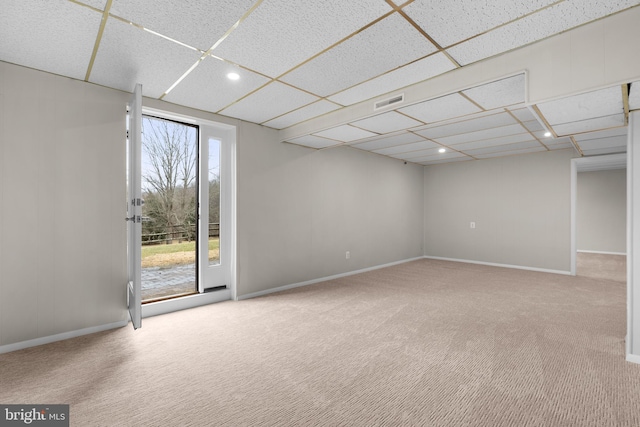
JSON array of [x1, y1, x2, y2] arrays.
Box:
[[140, 116, 198, 301], [208, 138, 221, 266]]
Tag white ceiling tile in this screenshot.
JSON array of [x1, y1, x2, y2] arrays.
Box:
[[374, 140, 440, 156], [399, 93, 483, 124], [0, 0, 101, 80], [509, 107, 537, 123], [213, 0, 392, 78], [576, 135, 628, 152], [280, 13, 437, 96], [462, 140, 543, 156], [404, 0, 557, 47], [537, 86, 623, 125], [573, 127, 628, 141], [434, 123, 527, 146], [313, 125, 378, 143], [548, 142, 576, 150], [473, 146, 547, 159], [447, 0, 640, 65], [414, 112, 517, 139], [328, 53, 456, 106], [582, 147, 627, 156], [263, 100, 341, 130], [350, 132, 425, 151], [629, 81, 640, 110], [411, 151, 469, 163], [78, 0, 108, 9], [287, 135, 341, 149], [533, 130, 556, 141], [544, 136, 574, 147], [110, 0, 255, 51], [219, 82, 318, 124], [420, 157, 473, 166], [163, 57, 270, 112], [90, 18, 202, 98], [523, 120, 545, 132], [453, 134, 536, 152], [552, 115, 626, 136], [351, 112, 423, 134], [462, 74, 526, 110]]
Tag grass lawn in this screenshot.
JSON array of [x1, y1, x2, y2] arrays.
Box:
[[141, 238, 220, 268]]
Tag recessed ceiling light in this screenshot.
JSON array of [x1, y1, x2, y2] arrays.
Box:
[[227, 72, 240, 81], [544, 131, 552, 137], [438, 148, 446, 153]]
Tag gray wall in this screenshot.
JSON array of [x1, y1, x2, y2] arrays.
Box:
[[0, 60, 425, 347], [423, 149, 575, 272], [577, 169, 626, 253], [237, 124, 424, 297], [0, 62, 128, 347]]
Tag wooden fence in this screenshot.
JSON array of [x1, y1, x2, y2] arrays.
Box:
[[142, 223, 219, 245]]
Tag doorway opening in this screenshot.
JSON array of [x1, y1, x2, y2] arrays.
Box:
[[140, 115, 199, 302]]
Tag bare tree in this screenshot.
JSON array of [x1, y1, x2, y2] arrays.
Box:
[[141, 117, 197, 242]]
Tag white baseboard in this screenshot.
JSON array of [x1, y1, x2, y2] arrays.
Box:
[[237, 256, 424, 301], [0, 320, 128, 355], [423, 255, 571, 276], [626, 353, 640, 364], [577, 250, 627, 256], [142, 288, 232, 318]]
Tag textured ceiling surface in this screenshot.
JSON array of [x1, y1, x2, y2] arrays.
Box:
[[1, 0, 639, 165]]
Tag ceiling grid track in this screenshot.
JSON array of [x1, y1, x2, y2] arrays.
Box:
[[84, 0, 113, 81]]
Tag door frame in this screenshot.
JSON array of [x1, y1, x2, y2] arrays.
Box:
[[570, 152, 627, 275], [138, 105, 237, 318]]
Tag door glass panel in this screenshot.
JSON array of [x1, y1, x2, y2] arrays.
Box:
[[140, 116, 198, 302], [208, 138, 221, 266]]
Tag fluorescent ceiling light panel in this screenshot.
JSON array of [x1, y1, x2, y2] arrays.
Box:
[[414, 112, 516, 139], [403, 0, 557, 47], [374, 140, 440, 156], [537, 86, 623, 125], [219, 81, 318, 124], [281, 13, 437, 96], [350, 132, 425, 151], [351, 112, 423, 134], [163, 56, 269, 112], [630, 81, 640, 110], [434, 123, 527, 146], [328, 52, 456, 106], [0, 0, 102, 81], [110, 0, 256, 51], [399, 93, 482, 124], [447, 0, 640, 65], [313, 125, 378, 143], [551, 115, 626, 136], [462, 74, 526, 110], [264, 100, 341, 129], [212, 0, 391, 77], [91, 18, 203, 98], [288, 134, 341, 149]]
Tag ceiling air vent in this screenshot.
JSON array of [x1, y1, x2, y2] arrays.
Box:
[[374, 93, 404, 111]]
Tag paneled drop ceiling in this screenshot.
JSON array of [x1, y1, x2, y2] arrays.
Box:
[[1, 0, 639, 165]]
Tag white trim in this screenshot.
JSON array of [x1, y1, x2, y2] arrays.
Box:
[[237, 257, 424, 300], [571, 159, 577, 275], [142, 288, 231, 318], [577, 250, 626, 255], [423, 255, 571, 275], [626, 353, 640, 364], [0, 320, 128, 354]]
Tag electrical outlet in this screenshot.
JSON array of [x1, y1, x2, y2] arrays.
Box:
[[346, 251, 350, 259], [470, 222, 476, 229]]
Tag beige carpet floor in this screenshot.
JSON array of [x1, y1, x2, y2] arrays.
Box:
[[577, 252, 626, 283], [1, 258, 640, 426]]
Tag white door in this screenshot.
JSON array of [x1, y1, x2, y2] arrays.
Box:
[[127, 84, 142, 329]]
